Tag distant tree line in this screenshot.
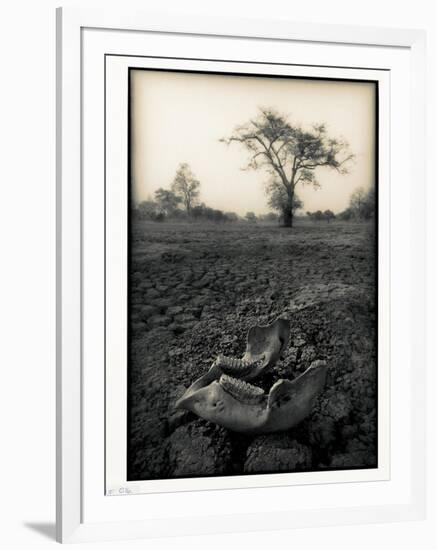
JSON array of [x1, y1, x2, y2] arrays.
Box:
[[305, 187, 375, 223], [306, 209, 336, 222], [337, 186, 375, 221], [134, 155, 373, 226], [133, 162, 279, 224]]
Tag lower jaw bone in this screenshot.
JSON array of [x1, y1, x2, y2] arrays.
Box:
[[177, 361, 327, 434]]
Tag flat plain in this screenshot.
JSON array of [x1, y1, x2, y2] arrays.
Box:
[[127, 220, 377, 480]]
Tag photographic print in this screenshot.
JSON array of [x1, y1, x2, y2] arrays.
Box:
[[126, 68, 377, 482]]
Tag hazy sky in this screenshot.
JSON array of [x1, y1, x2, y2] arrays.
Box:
[[131, 70, 376, 215]]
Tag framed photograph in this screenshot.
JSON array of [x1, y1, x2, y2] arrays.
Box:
[[56, 7, 426, 543]]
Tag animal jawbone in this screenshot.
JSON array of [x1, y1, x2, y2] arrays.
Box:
[[173, 316, 326, 433], [176, 361, 327, 434]]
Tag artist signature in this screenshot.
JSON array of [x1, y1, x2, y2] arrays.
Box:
[[107, 486, 133, 495]]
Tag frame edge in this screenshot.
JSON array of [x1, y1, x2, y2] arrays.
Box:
[[56, 5, 83, 543], [56, 6, 427, 541]]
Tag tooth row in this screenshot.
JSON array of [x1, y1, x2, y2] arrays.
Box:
[[219, 374, 265, 404], [215, 354, 260, 377]]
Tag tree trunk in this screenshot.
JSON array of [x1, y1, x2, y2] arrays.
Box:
[[282, 193, 294, 228], [283, 207, 292, 227]]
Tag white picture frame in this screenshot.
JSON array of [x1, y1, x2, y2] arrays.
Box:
[[56, 6, 426, 543]]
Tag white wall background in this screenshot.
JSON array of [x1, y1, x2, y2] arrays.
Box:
[[0, 0, 435, 548]]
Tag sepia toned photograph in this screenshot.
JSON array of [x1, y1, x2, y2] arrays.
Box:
[[126, 68, 378, 482]]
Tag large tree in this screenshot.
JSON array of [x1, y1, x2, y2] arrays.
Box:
[[171, 163, 200, 214], [221, 108, 354, 227]]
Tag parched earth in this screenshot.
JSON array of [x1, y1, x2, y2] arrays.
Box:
[[127, 220, 377, 480]]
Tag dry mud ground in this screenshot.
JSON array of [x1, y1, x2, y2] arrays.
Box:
[[127, 220, 377, 480]]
